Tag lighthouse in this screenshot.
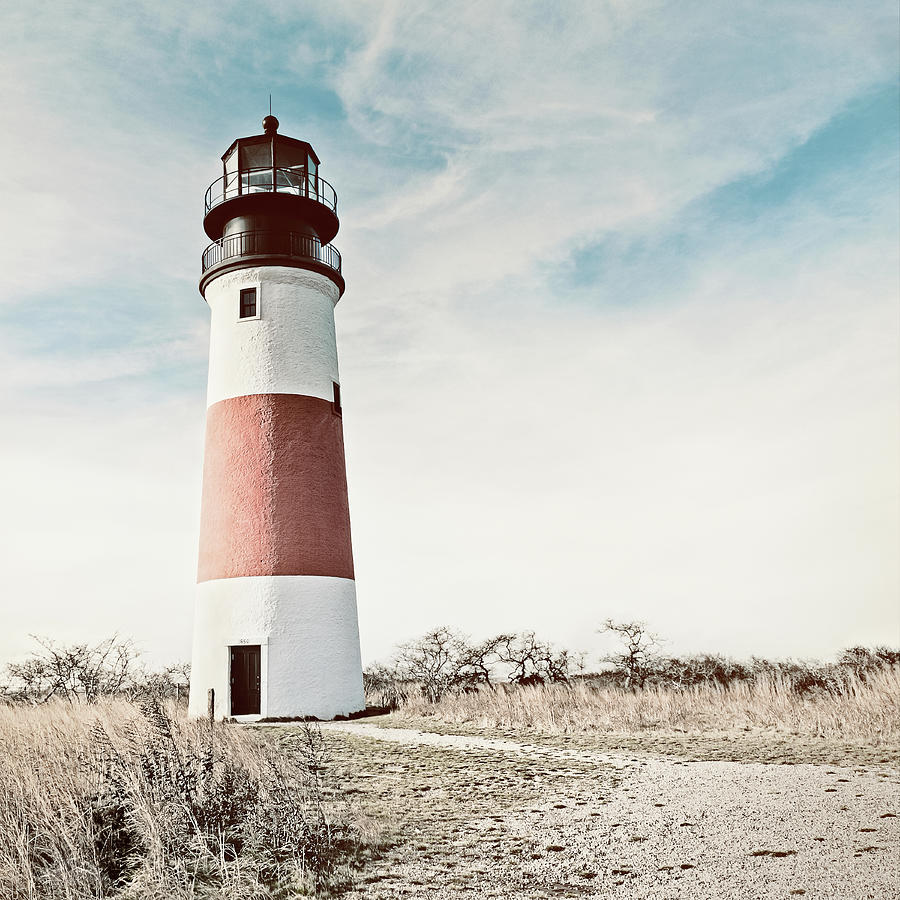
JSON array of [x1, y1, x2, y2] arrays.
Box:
[[188, 116, 365, 720]]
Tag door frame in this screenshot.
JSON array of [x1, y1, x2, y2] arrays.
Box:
[[224, 636, 268, 721]]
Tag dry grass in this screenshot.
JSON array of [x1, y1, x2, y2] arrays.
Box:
[[393, 666, 900, 743], [0, 699, 365, 899]]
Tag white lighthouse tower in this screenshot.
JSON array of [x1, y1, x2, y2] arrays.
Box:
[[188, 116, 365, 720]]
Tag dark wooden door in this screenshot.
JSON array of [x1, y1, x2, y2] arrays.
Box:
[[230, 645, 261, 715]]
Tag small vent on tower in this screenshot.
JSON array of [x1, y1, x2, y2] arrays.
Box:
[[332, 381, 342, 416], [239, 287, 257, 319]]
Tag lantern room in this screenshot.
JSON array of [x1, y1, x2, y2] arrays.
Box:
[[223, 116, 319, 202], [202, 115, 339, 246]]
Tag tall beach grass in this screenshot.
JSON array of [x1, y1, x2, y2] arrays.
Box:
[[391, 665, 900, 741], [0, 699, 361, 899]]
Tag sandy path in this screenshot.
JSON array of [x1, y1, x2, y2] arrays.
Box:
[[310, 721, 900, 900]]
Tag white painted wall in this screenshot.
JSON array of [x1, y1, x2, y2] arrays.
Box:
[[204, 266, 341, 407], [188, 575, 365, 720]]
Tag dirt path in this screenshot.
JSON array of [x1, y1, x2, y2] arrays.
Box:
[[270, 722, 900, 899]]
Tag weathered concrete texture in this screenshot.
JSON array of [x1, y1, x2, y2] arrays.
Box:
[[205, 266, 341, 407], [197, 392, 353, 582], [188, 575, 365, 720]]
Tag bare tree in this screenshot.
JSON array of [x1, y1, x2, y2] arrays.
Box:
[[134, 661, 192, 702], [363, 663, 414, 710], [494, 632, 573, 685], [457, 635, 504, 686], [394, 626, 473, 702], [379, 627, 580, 703], [599, 619, 661, 688], [838, 646, 900, 676], [4, 635, 141, 703]]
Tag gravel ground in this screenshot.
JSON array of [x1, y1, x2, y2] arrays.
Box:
[[300, 721, 900, 900]]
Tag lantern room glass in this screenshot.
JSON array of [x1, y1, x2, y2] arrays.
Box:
[[207, 132, 333, 214]]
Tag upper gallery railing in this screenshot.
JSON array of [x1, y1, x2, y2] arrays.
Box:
[[204, 166, 338, 216]]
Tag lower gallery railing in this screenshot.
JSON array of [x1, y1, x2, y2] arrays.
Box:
[[202, 230, 341, 274]]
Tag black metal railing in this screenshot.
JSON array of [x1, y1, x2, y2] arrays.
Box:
[[204, 166, 338, 216], [201, 230, 342, 274]]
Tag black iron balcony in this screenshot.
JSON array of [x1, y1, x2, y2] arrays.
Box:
[[200, 230, 344, 295], [204, 166, 338, 216]]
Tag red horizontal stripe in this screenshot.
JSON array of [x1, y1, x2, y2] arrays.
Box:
[[198, 393, 354, 582]]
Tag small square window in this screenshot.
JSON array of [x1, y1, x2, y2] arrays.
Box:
[[239, 288, 257, 319], [332, 381, 342, 416]]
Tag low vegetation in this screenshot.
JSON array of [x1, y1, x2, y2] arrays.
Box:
[[390, 666, 900, 742], [1, 635, 189, 704], [1, 630, 896, 897], [0, 700, 365, 899], [365, 626, 900, 743]]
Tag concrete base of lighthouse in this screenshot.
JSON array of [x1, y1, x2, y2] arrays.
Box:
[[187, 575, 365, 720]]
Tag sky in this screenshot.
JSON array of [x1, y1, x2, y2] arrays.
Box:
[[0, 1, 897, 669]]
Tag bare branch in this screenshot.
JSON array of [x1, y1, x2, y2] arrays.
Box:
[[599, 619, 662, 688]]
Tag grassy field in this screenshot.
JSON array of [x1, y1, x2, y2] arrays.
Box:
[[331, 664, 899, 896], [0, 700, 368, 899], [1, 667, 896, 898], [388, 666, 900, 747]]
